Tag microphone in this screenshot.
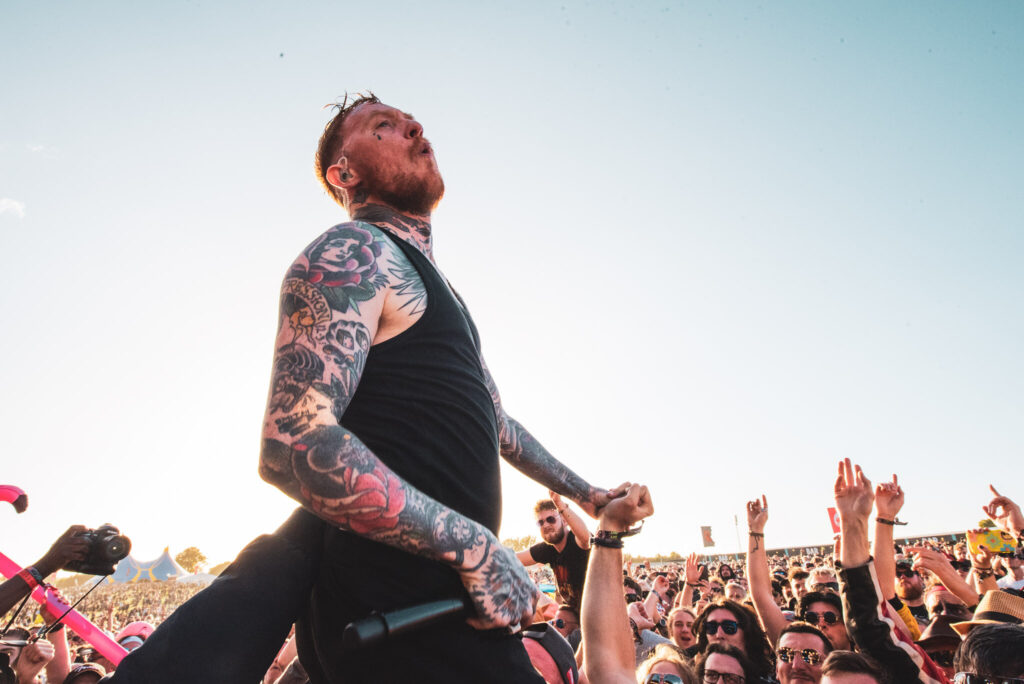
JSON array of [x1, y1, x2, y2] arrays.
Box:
[[342, 598, 469, 649]]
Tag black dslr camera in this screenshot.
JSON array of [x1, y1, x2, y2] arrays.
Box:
[[65, 524, 131, 576]]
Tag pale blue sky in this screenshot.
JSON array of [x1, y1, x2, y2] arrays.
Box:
[[2, 1, 1022, 568]]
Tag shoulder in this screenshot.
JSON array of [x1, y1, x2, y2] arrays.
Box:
[[530, 542, 554, 560], [283, 222, 409, 315]]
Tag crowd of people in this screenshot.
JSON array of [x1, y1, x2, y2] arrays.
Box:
[[4, 462, 1023, 683]]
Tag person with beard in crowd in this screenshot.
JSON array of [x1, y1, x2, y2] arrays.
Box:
[[518, 492, 592, 613], [690, 599, 775, 682]]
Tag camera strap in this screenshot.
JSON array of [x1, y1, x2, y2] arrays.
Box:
[[0, 593, 32, 639], [34, 576, 107, 640]]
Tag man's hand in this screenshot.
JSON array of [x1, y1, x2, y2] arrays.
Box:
[[459, 537, 539, 631], [905, 545, 955, 577], [834, 458, 874, 526], [579, 483, 631, 519], [651, 574, 670, 598], [982, 485, 1024, 537], [13, 640, 54, 683], [627, 601, 655, 631], [596, 483, 652, 532], [747, 495, 768, 534], [875, 474, 904, 520], [35, 526, 90, 577]]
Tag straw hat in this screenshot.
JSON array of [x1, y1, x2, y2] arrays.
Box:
[[952, 590, 1024, 635]]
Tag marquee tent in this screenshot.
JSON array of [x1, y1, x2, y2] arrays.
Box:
[[108, 547, 187, 583]]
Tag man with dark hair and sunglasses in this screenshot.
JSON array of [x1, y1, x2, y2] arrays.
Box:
[[775, 622, 832, 684], [797, 591, 851, 651], [518, 493, 592, 614]]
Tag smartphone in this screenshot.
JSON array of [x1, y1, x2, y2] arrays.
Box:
[[967, 526, 1018, 557]]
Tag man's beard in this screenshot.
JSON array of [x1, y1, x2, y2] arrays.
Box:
[[359, 162, 444, 216], [898, 582, 924, 601], [544, 526, 566, 545]]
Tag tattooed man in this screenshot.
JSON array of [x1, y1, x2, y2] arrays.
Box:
[[260, 94, 621, 682], [103, 94, 619, 684]]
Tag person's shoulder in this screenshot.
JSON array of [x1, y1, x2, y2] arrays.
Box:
[[531, 541, 555, 560]]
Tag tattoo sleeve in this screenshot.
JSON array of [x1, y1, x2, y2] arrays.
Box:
[[478, 357, 596, 504], [259, 222, 491, 571]]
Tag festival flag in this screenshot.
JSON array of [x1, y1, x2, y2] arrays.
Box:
[[827, 507, 841, 534], [701, 526, 715, 547]]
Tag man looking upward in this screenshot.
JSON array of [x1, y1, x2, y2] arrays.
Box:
[[256, 93, 621, 682], [519, 492, 592, 614]]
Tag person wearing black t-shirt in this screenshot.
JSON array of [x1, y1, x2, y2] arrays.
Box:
[[518, 493, 592, 612]]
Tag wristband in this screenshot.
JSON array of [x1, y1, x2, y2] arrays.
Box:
[[18, 566, 44, 589], [876, 517, 907, 526], [591, 521, 644, 549], [686, 582, 701, 588], [749, 532, 764, 538]]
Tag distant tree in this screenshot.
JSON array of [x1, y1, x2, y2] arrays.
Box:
[[501, 535, 539, 552], [175, 546, 208, 573], [208, 561, 231, 576]]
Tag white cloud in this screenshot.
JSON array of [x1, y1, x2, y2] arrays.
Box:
[[0, 198, 27, 218], [26, 143, 56, 157]]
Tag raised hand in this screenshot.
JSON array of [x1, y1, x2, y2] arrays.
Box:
[[597, 483, 652, 532], [14, 640, 54, 683], [685, 552, 701, 585], [904, 545, 955, 576], [579, 482, 631, 519], [834, 458, 874, 525], [982, 485, 1024, 537], [460, 537, 540, 630], [746, 495, 769, 534], [875, 474, 904, 520], [35, 525, 90, 577]]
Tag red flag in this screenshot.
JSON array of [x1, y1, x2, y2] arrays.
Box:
[[827, 507, 841, 534], [701, 526, 715, 548]]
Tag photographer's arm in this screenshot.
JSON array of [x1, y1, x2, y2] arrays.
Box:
[[479, 358, 621, 518], [259, 239, 537, 630], [0, 526, 88, 615]]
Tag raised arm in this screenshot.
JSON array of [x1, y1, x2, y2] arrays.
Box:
[[258, 224, 536, 629], [745, 495, 787, 645], [580, 484, 653, 684], [478, 358, 618, 517], [873, 474, 904, 601], [550, 491, 592, 550]]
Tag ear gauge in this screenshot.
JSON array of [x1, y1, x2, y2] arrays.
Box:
[[340, 171, 352, 181]]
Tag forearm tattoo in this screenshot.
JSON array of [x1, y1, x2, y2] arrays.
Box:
[[500, 416, 594, 504], [260, 221, 485, 568]]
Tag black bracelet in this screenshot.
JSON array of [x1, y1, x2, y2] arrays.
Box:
[[591, 521, 644, 550], [686, 582, 701, 588], [749, 532, 764, 538], [876, 517, 908, 526], [590, 535, 624, 549]]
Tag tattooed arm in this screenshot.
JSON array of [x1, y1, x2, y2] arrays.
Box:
[[479, 358, 619, 517], [259, 223, 537, 629]]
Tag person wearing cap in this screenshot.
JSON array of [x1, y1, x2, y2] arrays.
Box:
[[63, 662, 107, 684], [0, 627, 55, 684]]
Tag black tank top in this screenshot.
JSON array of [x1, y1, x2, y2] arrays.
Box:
[[338, 225, 501, 532], [300, 227, 504, 668]]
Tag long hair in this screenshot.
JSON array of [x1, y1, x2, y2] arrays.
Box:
[[691, 598, 774, 677]]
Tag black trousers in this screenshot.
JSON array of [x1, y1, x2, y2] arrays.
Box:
[[103, 509, 543, 684]]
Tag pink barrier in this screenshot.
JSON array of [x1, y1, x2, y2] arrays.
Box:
[[1, 484, 127, 665]]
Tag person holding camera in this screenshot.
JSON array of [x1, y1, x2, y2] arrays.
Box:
[[0, 526, 90, 617]]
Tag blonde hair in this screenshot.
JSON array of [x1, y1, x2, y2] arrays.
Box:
[[635, 643, 696, 684]]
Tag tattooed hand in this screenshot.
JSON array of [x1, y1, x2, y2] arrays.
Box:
[[458, 534, 539, 630], [578, 482, 630, 519]]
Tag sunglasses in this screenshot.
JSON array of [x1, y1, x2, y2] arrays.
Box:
[[896, 568, 920, 579], [704, 619, 740, 636], [954, 675, 1024, 684], [927, 650, 955, 668], [777, 646, 823, 665], [803, 610, 840, 626], [646, 675, 684, 684], [536, 515, 559, 526], [704, 670, 745, 684]]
